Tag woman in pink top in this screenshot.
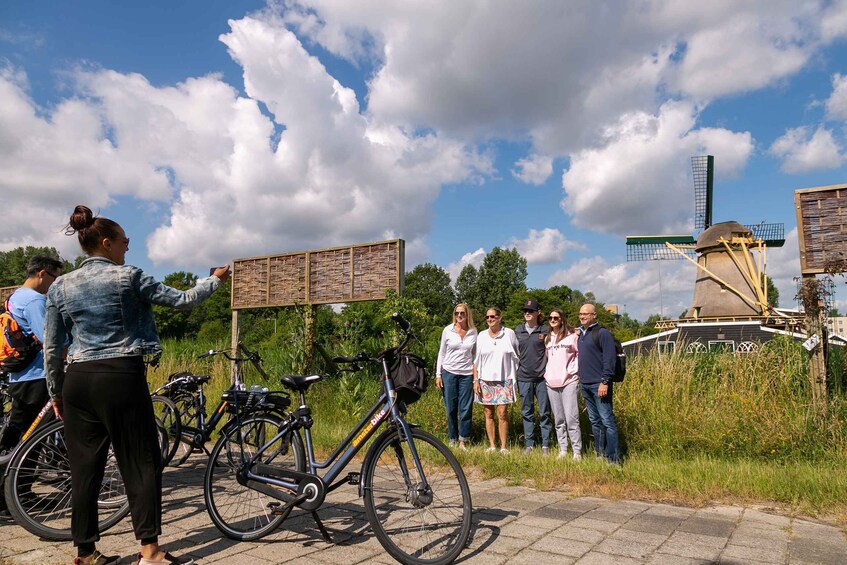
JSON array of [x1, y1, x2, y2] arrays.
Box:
[[544, 309, 582, 460]]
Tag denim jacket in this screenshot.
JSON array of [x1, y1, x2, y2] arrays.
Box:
[[44, 256, 220, 400]]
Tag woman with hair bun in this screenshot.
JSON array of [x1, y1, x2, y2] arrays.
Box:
[[44, 205, 230, 565]]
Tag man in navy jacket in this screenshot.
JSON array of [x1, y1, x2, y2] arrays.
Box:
[[577, 303, 620, 465]]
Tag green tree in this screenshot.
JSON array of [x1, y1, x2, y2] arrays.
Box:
[[0, 246, 75, 286], [404, 263, 455, 325], [455, 264, 480, 311], [152, 272, 197, 338], [462, 247, 527, 313], [763, 274, 779, 307]]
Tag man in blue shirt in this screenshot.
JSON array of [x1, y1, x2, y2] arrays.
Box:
[[577, 303, 621, 465], [0, 255, 63, 453]]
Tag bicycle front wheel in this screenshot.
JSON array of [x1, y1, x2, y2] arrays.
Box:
[[362, 427, 472, 565], [3, 419, 129, 540], [151, 394, 181, 466], [170, 391, 197, 466], [204, 414, 305, 541]]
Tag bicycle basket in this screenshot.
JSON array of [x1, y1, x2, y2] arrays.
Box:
[[162, 371, 200, 396], [221, 388, 290, 414], [389, 353, 429, 405]]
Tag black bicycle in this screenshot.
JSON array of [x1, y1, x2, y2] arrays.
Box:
[[203, 313, 472, 565], [153, 344, 291, 466]]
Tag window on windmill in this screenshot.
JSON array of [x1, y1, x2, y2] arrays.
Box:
[[708, 340, 735, 353], [657, 341, 675, 354]]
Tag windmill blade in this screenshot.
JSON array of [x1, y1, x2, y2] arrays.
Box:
[[744, 222, 785, 247], [692, 155, 714, 230], [626, 235, 697, 261]]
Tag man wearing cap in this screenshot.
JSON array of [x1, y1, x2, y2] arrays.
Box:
[[514, 299, 553, 454]]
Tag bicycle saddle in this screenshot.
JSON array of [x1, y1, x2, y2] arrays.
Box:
[[280, 374, 323, 392]]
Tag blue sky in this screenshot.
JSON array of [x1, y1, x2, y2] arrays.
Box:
[[2, 1, 847, 321]]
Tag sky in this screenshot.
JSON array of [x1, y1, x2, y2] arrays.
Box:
[[2, 0, 847, 322]]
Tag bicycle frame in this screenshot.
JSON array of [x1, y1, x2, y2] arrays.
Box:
[[240, 355, 430, 501]]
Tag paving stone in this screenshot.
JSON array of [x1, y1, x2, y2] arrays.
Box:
[[720, 541, 788, 563], [3, 468, 847, 565], [576, 551, 646, 565], [622, 513, 686, 536], [510, 548, 578, 565], [567, 516, 623, 534], [789, 537, 847, 564], [530, 535, 594, 557], [546, 525, 607, 545], [677, 516, 737, 538]]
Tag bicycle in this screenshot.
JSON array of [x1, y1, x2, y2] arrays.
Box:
[[152, 344, 291, 466], [3, 372, 174, 539], [203, 313, 472, 565], [2, 399, 130, 540]]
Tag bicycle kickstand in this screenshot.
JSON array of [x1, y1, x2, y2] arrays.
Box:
[[310, 510, 332, 543]]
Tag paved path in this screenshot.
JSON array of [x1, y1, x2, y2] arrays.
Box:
[[1, 460, 845, 564]]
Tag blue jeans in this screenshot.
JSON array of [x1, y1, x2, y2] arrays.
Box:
[[441, 371, 474, 441], [580, 382, 620, 463], [516, 379, 553, 448]]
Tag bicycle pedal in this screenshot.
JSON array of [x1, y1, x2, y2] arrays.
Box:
[[346, 472, 360, 485]]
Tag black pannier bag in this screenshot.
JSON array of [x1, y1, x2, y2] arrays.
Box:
[[389, 353, 429, 404]]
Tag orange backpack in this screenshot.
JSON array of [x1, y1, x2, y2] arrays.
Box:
[[0, 299, 42, 373]]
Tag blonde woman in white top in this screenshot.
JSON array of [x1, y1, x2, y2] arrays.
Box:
[[435, 304, 478, 449], [473, 307, 519, 454]]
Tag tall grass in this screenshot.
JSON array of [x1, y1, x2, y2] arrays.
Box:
[[150, 335, 847, 521], [618, 337, 847, 462]]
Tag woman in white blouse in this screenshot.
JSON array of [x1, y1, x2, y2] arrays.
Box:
[[473, 307, 519, 454], [436, 303, 477, 449]]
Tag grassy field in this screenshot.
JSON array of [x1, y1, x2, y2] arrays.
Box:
[[149, 336, 847, 527]]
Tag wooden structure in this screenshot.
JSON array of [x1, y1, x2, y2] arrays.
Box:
[[231, 240, 404, 309], [795, 184, 847, 400], [0, 286, 19, 305], [229, 240, 405, 370]]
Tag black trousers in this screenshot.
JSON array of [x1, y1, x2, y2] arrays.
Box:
[[63, 357, 162, 546], [0, 378, 49, 451]]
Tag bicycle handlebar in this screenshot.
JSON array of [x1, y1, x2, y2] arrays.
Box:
[[332, 312, 414, 371], [196, 344, 270, 382]]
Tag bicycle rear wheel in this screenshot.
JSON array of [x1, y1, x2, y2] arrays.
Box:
[[204, 414, 305, 541], [362, 427, 472, 565], [3, 419, 129, 540], [151, 394, 181, 466]]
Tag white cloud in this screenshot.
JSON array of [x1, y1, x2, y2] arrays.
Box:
[[507, 228, 584, 264], [446, 248, 486, 283], [0, 16, 488, 268], [511, 154, 553, 185], [281, 0, 833, 155], [825, 73, 847, 120], [769, 126, 844, 174], [669, 10, 811, 100], [547, 256, 696, 321], [765, 228, 801, 309], [561, 101, 753, 236]]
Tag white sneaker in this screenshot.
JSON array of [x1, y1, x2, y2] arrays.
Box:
[[557, 450, 567, 459], [500, 448, 509, 455], [485, 446, 496, 453], [573, 452, 582, 461]]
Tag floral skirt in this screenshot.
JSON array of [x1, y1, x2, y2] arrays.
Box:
[[475, 380, 516, 405]]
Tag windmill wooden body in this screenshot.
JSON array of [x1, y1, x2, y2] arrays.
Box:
[[626, 156, 785, 322], [623, 157, 794, 353]]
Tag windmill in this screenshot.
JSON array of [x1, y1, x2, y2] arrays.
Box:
[[626, 156, 785, 320]]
